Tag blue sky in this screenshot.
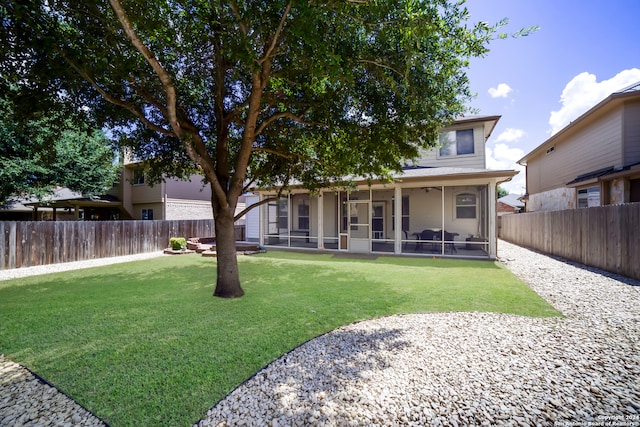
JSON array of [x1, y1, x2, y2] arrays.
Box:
[[463, 0, 640, 194]]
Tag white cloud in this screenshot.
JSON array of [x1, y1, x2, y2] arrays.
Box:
[[486, 143, 526, 195], [549, 68, 640, 134], [495, 128, 525, 143], [488, 83, 512, 98]]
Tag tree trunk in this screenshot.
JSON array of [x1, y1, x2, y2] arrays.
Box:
[[213, 208, 244, 298]]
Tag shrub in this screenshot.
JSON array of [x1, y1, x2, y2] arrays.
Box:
[[169, 237, 187, 251]]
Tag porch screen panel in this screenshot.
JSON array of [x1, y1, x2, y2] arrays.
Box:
[[290, 194, 315, 248], [450, 185, 489, 254], [263, 197, 289, 246], [372, 189, 394, 253], [322, 192, 339, 250], [401, 187, 444, 255]]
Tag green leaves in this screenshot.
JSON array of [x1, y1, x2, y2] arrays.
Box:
[[1, 0, 521, 197], [0, 85, 119, 203]]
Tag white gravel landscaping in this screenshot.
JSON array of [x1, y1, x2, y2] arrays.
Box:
[[1, 241, 639, 427]]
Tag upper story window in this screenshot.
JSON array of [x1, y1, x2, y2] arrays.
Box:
[[439, 129, 474, 157], [455, 193, 476, 218], [577, 186, 600, 208], [133, 169, 145, 185]]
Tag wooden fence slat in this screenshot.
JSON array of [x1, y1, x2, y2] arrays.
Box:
[[0, 219, 218, 270], [500, 203, 640, 281]]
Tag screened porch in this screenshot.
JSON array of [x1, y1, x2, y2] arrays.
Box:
[[259, 184, 491, 258]]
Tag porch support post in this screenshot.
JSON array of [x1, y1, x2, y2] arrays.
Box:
[[317, 193, 323, 249], [258, 193, 264, 247], [394, 184, 402, 254], [488, 182, 497, 259]]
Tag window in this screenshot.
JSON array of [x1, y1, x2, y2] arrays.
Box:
[[142, 208, 154, 220], [133, 169, 145, 185], [439, 129, 474, 157], [577, 186, 600, 208], [456, 193, 476, 218]]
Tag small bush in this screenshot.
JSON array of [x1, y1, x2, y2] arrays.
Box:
[[169, 237, 187, 251]]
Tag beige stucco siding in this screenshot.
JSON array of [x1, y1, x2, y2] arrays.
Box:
[[132, 202, 164, 219], [165, 175, 210, 200], [527, 109, 623, 194], [623, 100, 640, 165], [131, 183, 164, 204]]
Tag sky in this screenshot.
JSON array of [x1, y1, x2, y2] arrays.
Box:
[[462, 0, 640, 194]]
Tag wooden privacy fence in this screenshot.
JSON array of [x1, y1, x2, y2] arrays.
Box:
[[0, 219, 235, 271], [499, 202, 640, 281]]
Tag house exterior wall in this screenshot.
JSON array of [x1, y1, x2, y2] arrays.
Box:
[[527, 187, 576, 212], [131, 181, 164, 204], [131, 202, 164, 220], [165, 199, 213, 220], [526, 108, 623, 195], [609, 178, 627, 205], [623, 99, 640, 165], [497, 202, 517, 215], [165, 175, 210, 200], [415, 125, 486, 169], [245, 194, 260, 242]]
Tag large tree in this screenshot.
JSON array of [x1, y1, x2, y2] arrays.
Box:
[[1, 0, 526, 297], [0, 85, 119, 204]]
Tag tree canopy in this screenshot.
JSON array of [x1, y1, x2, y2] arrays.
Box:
[[0, 0, 529, 297], [0, 85, 119, 204]]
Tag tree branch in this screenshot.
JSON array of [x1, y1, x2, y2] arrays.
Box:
[[108, 0, 229, 206], [109, 0, 181, 134], [251, 147, 341, 174], [358, 59, 404, 77], [255, 109, 325, 136], [258, 1, 292, 65], [60, 52, 173, 136], [234, 194, 284, 222]]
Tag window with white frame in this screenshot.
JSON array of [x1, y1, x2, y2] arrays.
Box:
[[577, 186, 600, 208], [455, 193, 476, 219], [439, 129, 474, 157]]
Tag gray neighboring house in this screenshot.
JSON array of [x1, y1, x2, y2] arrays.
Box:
[[518, 82, 640, 212]]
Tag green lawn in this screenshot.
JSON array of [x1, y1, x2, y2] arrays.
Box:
[[0, 251, 559, 426]]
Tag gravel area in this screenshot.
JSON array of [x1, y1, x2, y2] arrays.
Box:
[[0, 251, 165, 282], [1, 241, 639, 427]]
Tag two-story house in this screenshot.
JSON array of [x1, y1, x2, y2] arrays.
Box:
[[518, 82, 640, 212], [0, 160, 244, 222], [111, 161, 215, 221], [245, 115, 518, 259]]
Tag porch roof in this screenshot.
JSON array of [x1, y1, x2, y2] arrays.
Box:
[[396, 166, 518, 183], [252, 166, 518, 192]]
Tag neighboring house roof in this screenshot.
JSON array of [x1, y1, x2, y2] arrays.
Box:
[[498, 194, 525, 209], [518, 81, 640, 165], [4, 187, 122, 210], [565, 161, 640, 187]]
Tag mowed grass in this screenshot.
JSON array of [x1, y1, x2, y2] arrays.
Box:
[[0, 251, 559, 426]]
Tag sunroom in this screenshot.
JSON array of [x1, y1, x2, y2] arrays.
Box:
[[250, 166, 517, 259]]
